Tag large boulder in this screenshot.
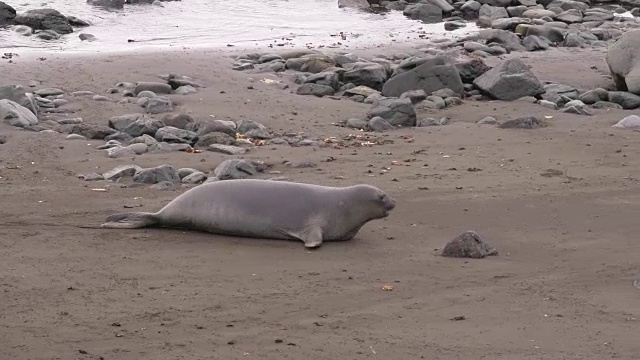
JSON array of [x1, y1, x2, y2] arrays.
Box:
[[0, 1, 16, 25], [606, 29, 640, 95], [382, 56, 464, 97], [14, 9, 73, 34], [0, 99, 38, 127], [86, 0, 125, 8], [403, 3, 443, 23], [0, 85, 38, 116], [366, 98, 417, 127], [473, 58, 545, 100]]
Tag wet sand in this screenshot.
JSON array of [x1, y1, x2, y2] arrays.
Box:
[[1, 46, 640, 359]]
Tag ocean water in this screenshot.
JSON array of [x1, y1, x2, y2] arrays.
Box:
[[0, 0, 477, 54]]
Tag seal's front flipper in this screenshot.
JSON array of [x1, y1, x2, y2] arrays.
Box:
[[101, 212, 158, 229], [301, 226, 323, 249]]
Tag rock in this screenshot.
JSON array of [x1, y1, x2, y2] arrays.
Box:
[[444, 20, 466, 30], [343, 64, 389, 91], [300, 55, 335, 73], [454, 57, 491, 83], [182, 171, 207, 184], [154, 126, 198, 144], [81, 173, 104, 181], [35, 29, 60, 40], [213, 159, 265, 180], [403, 3, 443, 23], [560, 100, 592, 115], [108, 113, 145, 131], [338, 0, 370, 9], [520, 25, 565, 43], [161, 113, 194, 129], [296, 83, 335, 97], [473, 58, 545, 101], [578, 88, 608, 104], [368, 116, 395, 132], [343, 86, 379, 98], [106, 144, 144, 158], [130, 134, 158, 146], [145, 96, 173, 114], [479, 4, 509, 19], [555, 9, 583, 23], [134, 82, 172, 95], [592, 101, 622, 109], [87, 0, 125, 9], [137, 90, 156, 98], [103, 164, 141, 180], [522, 8, 557, 19], [208, 144, 247, 155], [195, 132, 236, 147], [121, 117, 165, 137], [93, 95, 113, 102], [133, 165, 180, 184], [400, 89, 428, 104], [499, 115, 544, 129], [477, 116, 499, 124], [0, 1, 16, 25], [563, 32, 586, 47], [236, 119, 271, 139], [149, 181, 176, 191], [14, 9, 72, 34], [607, 91, 640, 109], [166, 75, 202, 90], [366, 97, 416, 127], [523, 35, 550, 51], [174, 85, 197, 95], [416, 117, 446, 126], [0, 99, 38, 127], [188, 120, 236, 138], [612, 115, 640, 129], [53, 99, 68, 107], [12, 25, 32, 36], [66, 134, 86, 140], [62, 123, 117, 139], [538, 99, 558, 109], [606, 29, 640, 95], [79, 33, 96, 41], [381, 56, 463, 97], [346, 117, 368, 129], [441, 230, 498, 259], [34, 88, 64, 97], [477, 29, 526, 52], [67, 15, 90, 27]]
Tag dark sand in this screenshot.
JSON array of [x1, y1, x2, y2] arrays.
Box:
[[1, 45, 640, 359]]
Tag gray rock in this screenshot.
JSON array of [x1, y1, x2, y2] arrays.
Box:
[[346, 117, 368, 129], [416, 118, 444, 126], [606, 29, 640, 95], [607, 91, 640, 109], [93, 95, 113, 102], [195, 132, 236, 147], [479, 4, 509, 19], [81, 173, 104, 181], [499, 115, 544, 129], [0, 1, 16, 25], [473, 58, 545, 101], [403, 3, 443, 23], [368, 116, 395, 132], [538, 99, 558, 109], [145, 96, 173, 114], [555, 9, 583, 23], [454, 57, 491, 83], [133, 164, 180, 184], [14, 9, 73, 34], [60, 123, 117, 139], [0, 99, 39, 127], [299, 55, 335, 73], [366, 97, 416, 127], [149, 181, 177, 191], [134, 82, 172, 95], [79, 33, 96, 41], [612, 114, 640, 129], [109, 113, 146, 131], [137, 90, 156, 98], [103, 164, 141, 180], [381, 56, 463, 97], [592, 101, 622, 109], [296, 83, 335, 97], [444, 20, 467, 30], [177, 167, 199, 179], [155, 126, 198, 144], [477, 116, 499, 124], [130, 134, 158, 146], [563, 32, 586, 47], [160, 113, 194, 129], [214, 159, 265, 180], [477, 29, 526, 52], [122, 117, 165, 137], [523, 35, 550, 51], [236, 119, 271, 139], [208, 144, 247, 155], [66, 134, 86, 140], [87, 0, 125, 9], [12, 25, 32, 36], [343, 64, 389, 91], [441, 230, 498, 259], [174, 85, 197, 95], [305, 71, 340, 90], [35, 30, 60, 40], [578, 88, 608, 104], [188, 120, 237, 138], [182, 171, 207, 184], [561, 100, 592, 115], [400, 89, 428, 104]]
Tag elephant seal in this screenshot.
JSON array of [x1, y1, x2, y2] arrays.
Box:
[[101, 179, 396, 248]]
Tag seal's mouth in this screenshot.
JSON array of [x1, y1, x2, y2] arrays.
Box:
[[382, 196, 396, 216]]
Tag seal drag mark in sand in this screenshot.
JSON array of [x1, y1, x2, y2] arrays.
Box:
[[101, 179, 396, 249]]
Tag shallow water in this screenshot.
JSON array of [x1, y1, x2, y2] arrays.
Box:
[[0, 0, 477, 55]]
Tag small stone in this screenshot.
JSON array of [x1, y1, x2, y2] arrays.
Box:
[[207, 144, 247, 155], [137, 90, 156, 98], [81, 173, 104, 181], [499, 115, 543, 129], [182, 171, 207, 184], [477, 116, 499, 125], [93, 95, 113, 102], [174, 85, 197, 95], [346, 117, 368, 129], [441, 230, 498, 259], [103, 164, 142, 181]]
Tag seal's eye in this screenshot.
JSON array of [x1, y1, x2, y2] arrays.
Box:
[[378, 194, 385, 200]]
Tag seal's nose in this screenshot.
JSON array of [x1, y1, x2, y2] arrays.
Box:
[[385, 196, 396, 211]]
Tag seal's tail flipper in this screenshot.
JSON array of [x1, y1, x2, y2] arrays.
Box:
[[101, 212, 158, 229]]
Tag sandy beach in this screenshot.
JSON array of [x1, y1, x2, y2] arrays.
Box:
[[2, 36, 640, 360]]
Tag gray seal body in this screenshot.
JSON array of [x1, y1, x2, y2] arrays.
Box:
[[101, 179, 396, 248]]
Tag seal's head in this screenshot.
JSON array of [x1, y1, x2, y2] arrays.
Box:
[[351, 184, 396, 219]]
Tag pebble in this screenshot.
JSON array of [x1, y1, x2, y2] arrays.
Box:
[[66, 134, 87, 140]]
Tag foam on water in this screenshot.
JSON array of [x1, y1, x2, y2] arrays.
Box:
[[0, 0, 477, 55]]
